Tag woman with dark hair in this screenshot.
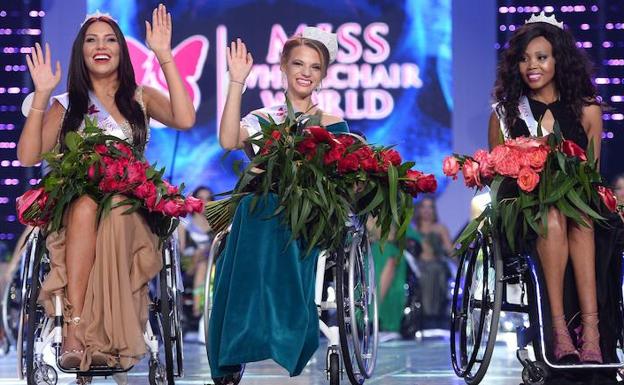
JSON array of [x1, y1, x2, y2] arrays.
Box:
[[17, 4, 195, 371], [413, 196, 453, 329], [489, 12, 622, 380], [178, 186, 214, 319], [209, 28, 348, 384]]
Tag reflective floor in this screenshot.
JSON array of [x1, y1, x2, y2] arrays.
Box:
[[0, 333, 527, 385]]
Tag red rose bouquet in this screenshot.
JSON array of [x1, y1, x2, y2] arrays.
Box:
[[16, 116, 204, 241], [444, 124, 616, 252], [206, 103, 436, 254]]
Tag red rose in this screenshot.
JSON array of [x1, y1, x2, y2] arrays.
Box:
[[163, 180, 179, 195], [416, 173, 438, 194], [185, 196, 205, 213], [113, 142, 133, 158], [337, 153, 360, 173], [94, 144, 108, 155], [336, 135, 356, 147], [99, 177, 121, 192], [87, 163, 100, 181], [352, 146, 374, 160], [380, 149, 402, 167], [135, 181, 157, 200], [307, 126, 334, 143], [155, 198, 186, 217], [324, 144, 345, 165], [442, 155, 460, 179], [516, 167, 540, 192], [403, 170, 423, 196], [597, 185, 617, 212], [462, 158, 482, 188], [126, 161, 147, 185], [360, 157, 379, 172], [271, 130, 281, 140], [525, 146, 549, 172], [104, 159, 127, 179], [297, 138, 318, 159], [561, 140, 587, 161], [16, 187, 48, 225]]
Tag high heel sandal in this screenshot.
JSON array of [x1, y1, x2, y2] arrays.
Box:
[[551, 315, 580, 363], [60, 316, 84, 369], [578, 312, 603, 364]]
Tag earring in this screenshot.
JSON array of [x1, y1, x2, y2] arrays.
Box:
[[282, 74, 288, 92], [316, 80, 323, 93]]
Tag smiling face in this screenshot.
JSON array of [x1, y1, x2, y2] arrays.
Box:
[[518, 36, 556, 93], [82, 20, 120, 78], [281, 44, 324, 99]]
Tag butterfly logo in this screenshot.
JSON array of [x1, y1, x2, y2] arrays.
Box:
[[127, 35, 209, 111]]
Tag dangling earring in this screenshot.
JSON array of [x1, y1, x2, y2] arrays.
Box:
[[282, 74, 288, 93], [315, 80, 323, 93]]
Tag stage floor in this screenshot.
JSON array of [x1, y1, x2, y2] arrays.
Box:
[[0, 334, 525, 385]]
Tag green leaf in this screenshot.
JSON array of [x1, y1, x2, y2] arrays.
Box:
[[388, 164, 399, 223], [64, 131, 81, 152], [566, 189, 604, 221]]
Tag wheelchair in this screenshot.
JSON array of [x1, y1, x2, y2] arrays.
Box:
[[450, 219, 624, 385], [202, 214, 379, 385], [13, 227, 184, 385]]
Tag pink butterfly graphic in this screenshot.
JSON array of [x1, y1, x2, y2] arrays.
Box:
[[127, 35, 209, 110]]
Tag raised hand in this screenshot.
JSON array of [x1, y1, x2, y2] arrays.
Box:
[[25, 42, 61, 94], [227, 38, 253, 84], [145, 3, 172, 60]]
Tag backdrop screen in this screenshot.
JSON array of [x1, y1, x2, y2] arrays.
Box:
[[87, 0, 452, 194]]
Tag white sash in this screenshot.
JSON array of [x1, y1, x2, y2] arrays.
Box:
[[495, 96, 543, 139]]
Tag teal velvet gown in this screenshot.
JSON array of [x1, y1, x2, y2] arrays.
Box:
[[209, 121, 349, 378]]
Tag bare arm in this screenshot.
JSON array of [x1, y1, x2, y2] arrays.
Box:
[[488, 111, 503, 150], [17, 42, 62, 166], [581, 104, 603, 167], [437, 224, 455, 256], [143, 4, 195, 129], [219, 39, 253, 150]]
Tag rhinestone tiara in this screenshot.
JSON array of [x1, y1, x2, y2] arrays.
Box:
[[525, 11, 563, 29]]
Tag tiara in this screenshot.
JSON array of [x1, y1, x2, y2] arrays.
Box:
[[82, 10, 117, 26], [301, 27, 338, 63], [525, 11, 563, 29]]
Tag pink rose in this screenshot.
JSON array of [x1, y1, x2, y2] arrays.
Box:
[[505, 136, 548, 151], [94, 144, 108, 155], [493, 148, 521, 178], [126, 161, 147, 185], [472, 150, 495, 180], [113, 142, 133, 158], [185, 196, 205, 213], [462, 158, 482, 188], [442, 155, 460, 179], [525, 146, 549, 172], [516, 167, 540, 192], [162, 180, 179, 195], [16, 187, 48, 225]]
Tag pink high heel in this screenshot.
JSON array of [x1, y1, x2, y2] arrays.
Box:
[[551, 315, 580, 363], [578, 312, 603, 364]]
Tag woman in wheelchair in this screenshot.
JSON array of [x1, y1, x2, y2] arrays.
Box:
[[210, 29, 348, 384], [16, 4, 194, 371], [488, 17, 620, 371]]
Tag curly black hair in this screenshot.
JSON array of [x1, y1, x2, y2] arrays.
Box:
[[493, 22, 599, 131]]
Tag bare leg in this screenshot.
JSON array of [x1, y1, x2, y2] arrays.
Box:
[[379, 258, 397, 301], [63, 196, 98, 352], [567, 218, 602, 362], [536, 207, 578, 360], [193, 259, 208, 317]]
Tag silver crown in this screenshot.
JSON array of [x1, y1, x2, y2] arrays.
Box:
[[525, 11, 563, 29], [301, 26, 338, 63], [82, 10, 117, 26]]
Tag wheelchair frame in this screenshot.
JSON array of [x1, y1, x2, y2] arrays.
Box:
[[450, 224, 624, 385], [11, 228, 184, 385], [202, 215, 379, 385]]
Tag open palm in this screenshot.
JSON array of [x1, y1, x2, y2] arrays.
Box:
[[227, 38, 253, 83], [145, 3, 172, 56], [25, 42, 61, 93]]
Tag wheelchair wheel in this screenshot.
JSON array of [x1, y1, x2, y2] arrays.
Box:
[[16, 230, 48, 384], [156, 239, 184, 384], [336, 230, 378, 385], [203, 230, 228, 359], [450, 229, 503, 385], [2, 268, 21, 348], [30, 363, 57, 385]]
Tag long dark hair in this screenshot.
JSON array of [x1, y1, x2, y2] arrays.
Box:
[[60, 17, 147, 151], [414, 195, 439, 229], [493, 22, 599, 131]]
